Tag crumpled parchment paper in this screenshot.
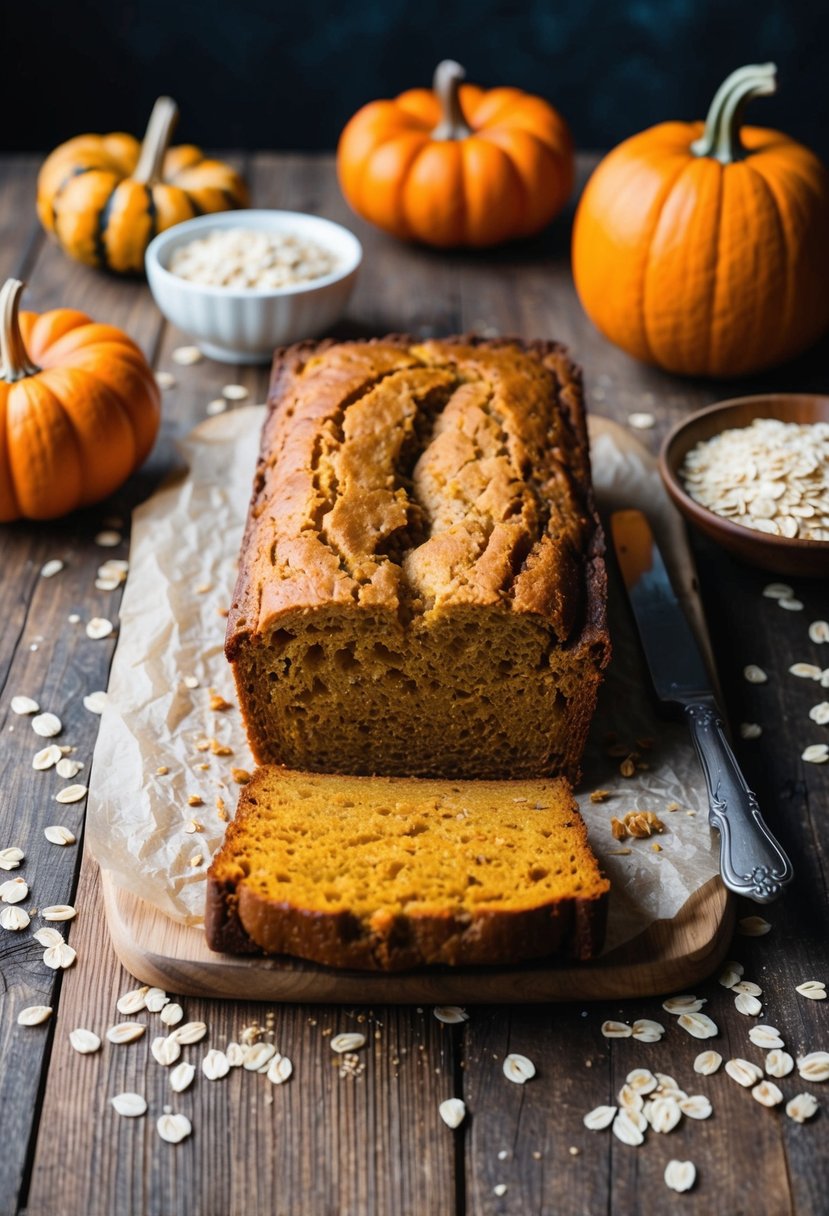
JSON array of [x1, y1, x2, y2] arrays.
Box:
[[87, 409, 720, 952]]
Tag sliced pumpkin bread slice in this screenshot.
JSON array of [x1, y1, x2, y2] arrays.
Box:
[[206, 768, 609, 970]]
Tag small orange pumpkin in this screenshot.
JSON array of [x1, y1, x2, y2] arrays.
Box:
[[337, 59, 573, 247], [0, 279, 160, 521], [37, 97, 249, 275], [572, 64, 829, 377]]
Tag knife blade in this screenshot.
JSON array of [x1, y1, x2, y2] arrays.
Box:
[[611, 508, 793, 904]]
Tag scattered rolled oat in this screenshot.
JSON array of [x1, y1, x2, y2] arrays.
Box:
[[43, 939, 76, 969], [809, 702, 829, 724], [1, 877, 29, 904], [55, 784, 87, 804], [155, 371, 176, 390], [172, 1020, 208, 1046], [111, 1093, 147, 1119], [206, 398, 227, 416], [116, 987, 148, 1016], [11, 695, 39, 715], [183, 675, 200, 689], [752, 1080, 784, 1107], [106, 1022, 147, 1045], [725, 1058, 763, 1087], [809, 620, 829, 644], [32, 712, 62, 738], [222, 384, 249, 401], [439, 1097, 466, 1128], [243, 1042, 276, 1072], [172, 345, 203, 365], [748, 1025, 783, 1049], [83, 691, 107, 714], [738, 915, 771, 936], [664, 1160, 696, 1194], [433, 1006, 468, 1024], [202, 1049, 230, 1080], [765, 1049, 794, 1078], [145, 988, 169, 1013], [786, 1093, 819, 1123], [503, 1053, 536, 1084], [693, 1050, 722, 1075], [268, 1054, 293, 1085], [189, 853, 205, 868], [734, 992, 762, 1017], [601, 1020, 633, 1039], [151, 1036, 182, 1067], [612, 1110, 644, 1146], [0, 906, 30, 931], [626, 1069, 657, 1094], [69, 1028, 101, 1054], [226, 1043, 244, 1067], [43, 826, 75, 846], [631, 1019, 665, 1043], [795, 980, 826, 1000], [42, 905, 77, 921], [493, 1184, 507, 1197], [628, 412, 655, 430], [33, 745, 62, 770], [330, 1032, 366, 1054], [763, 583, 794, 599], [86, 617, 114, 640], [17, 1005, 53, 1026], [94, 531, 122, 548], [739, 723, 762, 739], [733, 980, 762, 996], [802, 743, 829, 764], [170, 1062, 196, 1093], [743, 665, 767, 684], [40, 559, 64, 579], [0, 847, 24, 870], [778, 598, 804, 611], [157, 1112, 192, 1143], [34, 927, 63, 948], [56, 758, 83, 779], [790, 662, 822, 679], [662, 994, 705, 1015], [796, 1051, 829, 1082], [677, 1012, 718, 1040], [583, 1105, 617, 1130], [648, 1096, 682, 1133], [160, 1002, 184, 1027]]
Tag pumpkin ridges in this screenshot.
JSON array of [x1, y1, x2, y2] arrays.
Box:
[[481, 128, 572, 233], [38, 322, 144, 364], [0, 384, 20, 521], [60, 344, 161, 463], [460, 138, 525, 246], [393, 89, 442, 127], [573, 145, 691, 364], [150, 182, 198, 235], [25, 309, 91, 357], [354, 133, 429, 237], [35, 366, 137, 505], [402, 141, 467, 246], [642, 158, 725, 374], [6, 378, 84, 520], [50, 168, 121, 267]]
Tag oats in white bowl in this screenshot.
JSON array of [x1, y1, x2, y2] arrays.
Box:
[[169, 227, 340, 290]]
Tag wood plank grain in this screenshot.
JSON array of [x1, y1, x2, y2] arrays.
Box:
[[25, 153, 459, 1216]]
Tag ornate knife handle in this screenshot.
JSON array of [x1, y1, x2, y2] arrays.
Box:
[[684, 698, 793, 903]]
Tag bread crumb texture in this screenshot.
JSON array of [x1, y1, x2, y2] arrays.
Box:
[[206, 768, 609, 970]]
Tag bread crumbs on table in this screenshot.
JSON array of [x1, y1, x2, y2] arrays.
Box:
[[231, 768, 251, 784], [187, 795, 204, 807], [209, 691, 233, 711]]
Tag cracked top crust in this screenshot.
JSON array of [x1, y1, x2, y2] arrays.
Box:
[[226, 335, 600, 657]]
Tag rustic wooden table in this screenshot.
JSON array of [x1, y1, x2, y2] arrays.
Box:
[[1, 153, 827, 1216]]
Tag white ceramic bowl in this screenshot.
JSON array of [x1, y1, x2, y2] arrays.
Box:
[[145, 210, 362, 364]]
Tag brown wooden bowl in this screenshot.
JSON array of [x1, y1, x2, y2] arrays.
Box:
[[659, 394, 829, 578]]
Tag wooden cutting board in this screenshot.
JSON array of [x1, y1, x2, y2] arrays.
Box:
[[101, 868, 733, 1003]]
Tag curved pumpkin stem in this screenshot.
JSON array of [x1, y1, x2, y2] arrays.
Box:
[[0, 280, 39, 383], [132, 96, 180, 185], [691, 63, 777, 164], [431, 60, 473, 140]]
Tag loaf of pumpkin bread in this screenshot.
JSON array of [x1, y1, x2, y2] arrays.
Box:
[[226, 336, 609, 781], [205, 768, 609, 968]]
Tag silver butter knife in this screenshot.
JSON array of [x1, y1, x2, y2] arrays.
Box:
[[610, 508, 793, 904]]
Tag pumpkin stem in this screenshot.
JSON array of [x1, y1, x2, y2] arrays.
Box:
[[691, 63, 777, 163], [0, 280, 39, 383], [431, 60, 473, 140], [132, 96, 180, 185]]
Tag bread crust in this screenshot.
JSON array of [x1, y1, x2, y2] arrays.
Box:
[[225, 334, 610, 782]]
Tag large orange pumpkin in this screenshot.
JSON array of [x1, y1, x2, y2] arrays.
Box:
[[337, 59, 573, 247], [37, 97, 249, 275], [0, 279, 160, 521], [572, 64, 829, 377]]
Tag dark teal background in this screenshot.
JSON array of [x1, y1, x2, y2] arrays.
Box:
[[5, 0, 828, 159]]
